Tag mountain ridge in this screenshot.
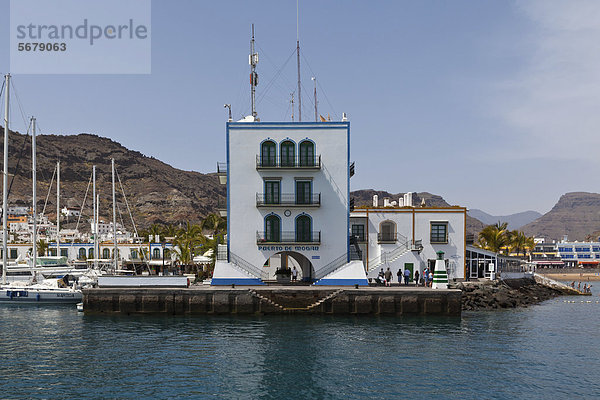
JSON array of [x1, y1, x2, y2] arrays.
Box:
[[467, 209, 542, 230]]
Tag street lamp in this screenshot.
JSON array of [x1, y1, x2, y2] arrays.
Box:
[[161, 241, 166, 276]]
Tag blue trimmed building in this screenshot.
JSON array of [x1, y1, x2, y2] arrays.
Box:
[[212, 119, 367, 286]]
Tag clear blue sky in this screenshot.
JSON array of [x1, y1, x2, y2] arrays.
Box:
[[1, 0, 597, 215]]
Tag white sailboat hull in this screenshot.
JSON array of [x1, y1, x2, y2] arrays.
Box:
[[0, 287, 82, 303]]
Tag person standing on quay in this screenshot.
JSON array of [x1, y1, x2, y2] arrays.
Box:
[[404, 267, 411, 286], [414, 270, 420, 286], [397, 269, 403, 286], [292, 266, 298, 282], [384, 267, 392, 287]]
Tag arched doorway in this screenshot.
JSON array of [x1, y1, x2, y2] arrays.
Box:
[[263, 251, 315, 283]]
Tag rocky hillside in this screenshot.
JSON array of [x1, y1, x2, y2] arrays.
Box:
[[521, 192, 600, 241], [351, 189, 486, 235], [0, 127, 225, 228]]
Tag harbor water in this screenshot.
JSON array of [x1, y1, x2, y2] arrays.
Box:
[[1, 291, 599, 399]]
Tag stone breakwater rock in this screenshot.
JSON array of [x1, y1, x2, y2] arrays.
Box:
[[450, 278, 566, 311]]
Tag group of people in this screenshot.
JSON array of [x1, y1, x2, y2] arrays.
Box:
[[571, 281, 593, 294], [375, 267, 434, 287]]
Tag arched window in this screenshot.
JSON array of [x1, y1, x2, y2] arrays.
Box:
[[295, 215, 312, 242], [299, 140, 315, 166], [261, 140, 276, 167], [102, 248, 110, 259], [153, 248, 161, 259], [78, 248, 87, 260], [379, 221, 396, 242], [88, 248, 94, 259], [265, 214, 281, 242], [280, 140, 295, 167]]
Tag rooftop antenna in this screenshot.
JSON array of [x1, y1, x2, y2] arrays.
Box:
[[296, 0, 302, 121], [290, 92, 295, 121], [249, 24, 259, 119], [311, 77, 318, 122], [224, 104, 232, 122]]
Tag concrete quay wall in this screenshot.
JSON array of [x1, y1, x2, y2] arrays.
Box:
[[82, 287, 462, 316]]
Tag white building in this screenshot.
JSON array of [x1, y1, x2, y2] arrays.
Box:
[[350, 202, 467, 282], [555, 240, 600, 268], [61, 206, 81, 218], [212, 120, 367, 285]]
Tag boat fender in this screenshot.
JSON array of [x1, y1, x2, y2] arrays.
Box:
[[36, 293, 41, 302]]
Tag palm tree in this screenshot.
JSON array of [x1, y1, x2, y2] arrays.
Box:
[[524, 236, 536, 258], [478, 222, 509, 254], [37, 239, 48, 256], [509, 230, 526, 256], [173, 222, 205, 265], [148, 224, 163, 242], [201, 213, 226, 236], [161, 224, 178, 240]]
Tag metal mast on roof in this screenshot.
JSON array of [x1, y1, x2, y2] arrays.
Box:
[[2, 73, 9, 284], [250, 24, 259, 119], [296, 0, 302, 121]]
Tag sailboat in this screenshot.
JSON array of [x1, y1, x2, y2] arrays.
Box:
[[0, 74, 82, 303]]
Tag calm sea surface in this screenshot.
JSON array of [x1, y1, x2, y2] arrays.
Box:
[[1, 289, 599, 399]]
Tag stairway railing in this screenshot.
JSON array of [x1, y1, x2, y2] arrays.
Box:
[[368, 240, 411, 272], [229, 251, 268, 280], [314, 253, 349, 281]]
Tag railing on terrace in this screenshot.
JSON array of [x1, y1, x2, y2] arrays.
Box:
[[217, 244, 228, 261], [377, 233, 398, 243], [256, 193, 321, 207], [256, 155, 321, 169], [216, 162, 227, 174], [531, 256, 563, 261], [256, 231, 321, 244]]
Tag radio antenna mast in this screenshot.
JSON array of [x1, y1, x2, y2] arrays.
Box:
[[296, 0, 302, 121], [250, 24, 259, 119]]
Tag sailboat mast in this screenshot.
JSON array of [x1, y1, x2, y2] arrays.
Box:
[[31, 117, 37, 273], [56, 161, 60, 258], [312, 77, 318, 122], [2, 73, 10, 284], [93, 165, 97, 270], [296, 0, 301, 122], [111, 158, 117, 271]]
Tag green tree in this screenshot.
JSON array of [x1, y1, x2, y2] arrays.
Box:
[[37, 239, 48, 256], [201, 213, 227, 236], [173, 222, 205, 264], [477, 222, 510, 254]]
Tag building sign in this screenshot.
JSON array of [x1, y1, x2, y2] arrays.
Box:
[[258, 245, 320, 252]]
